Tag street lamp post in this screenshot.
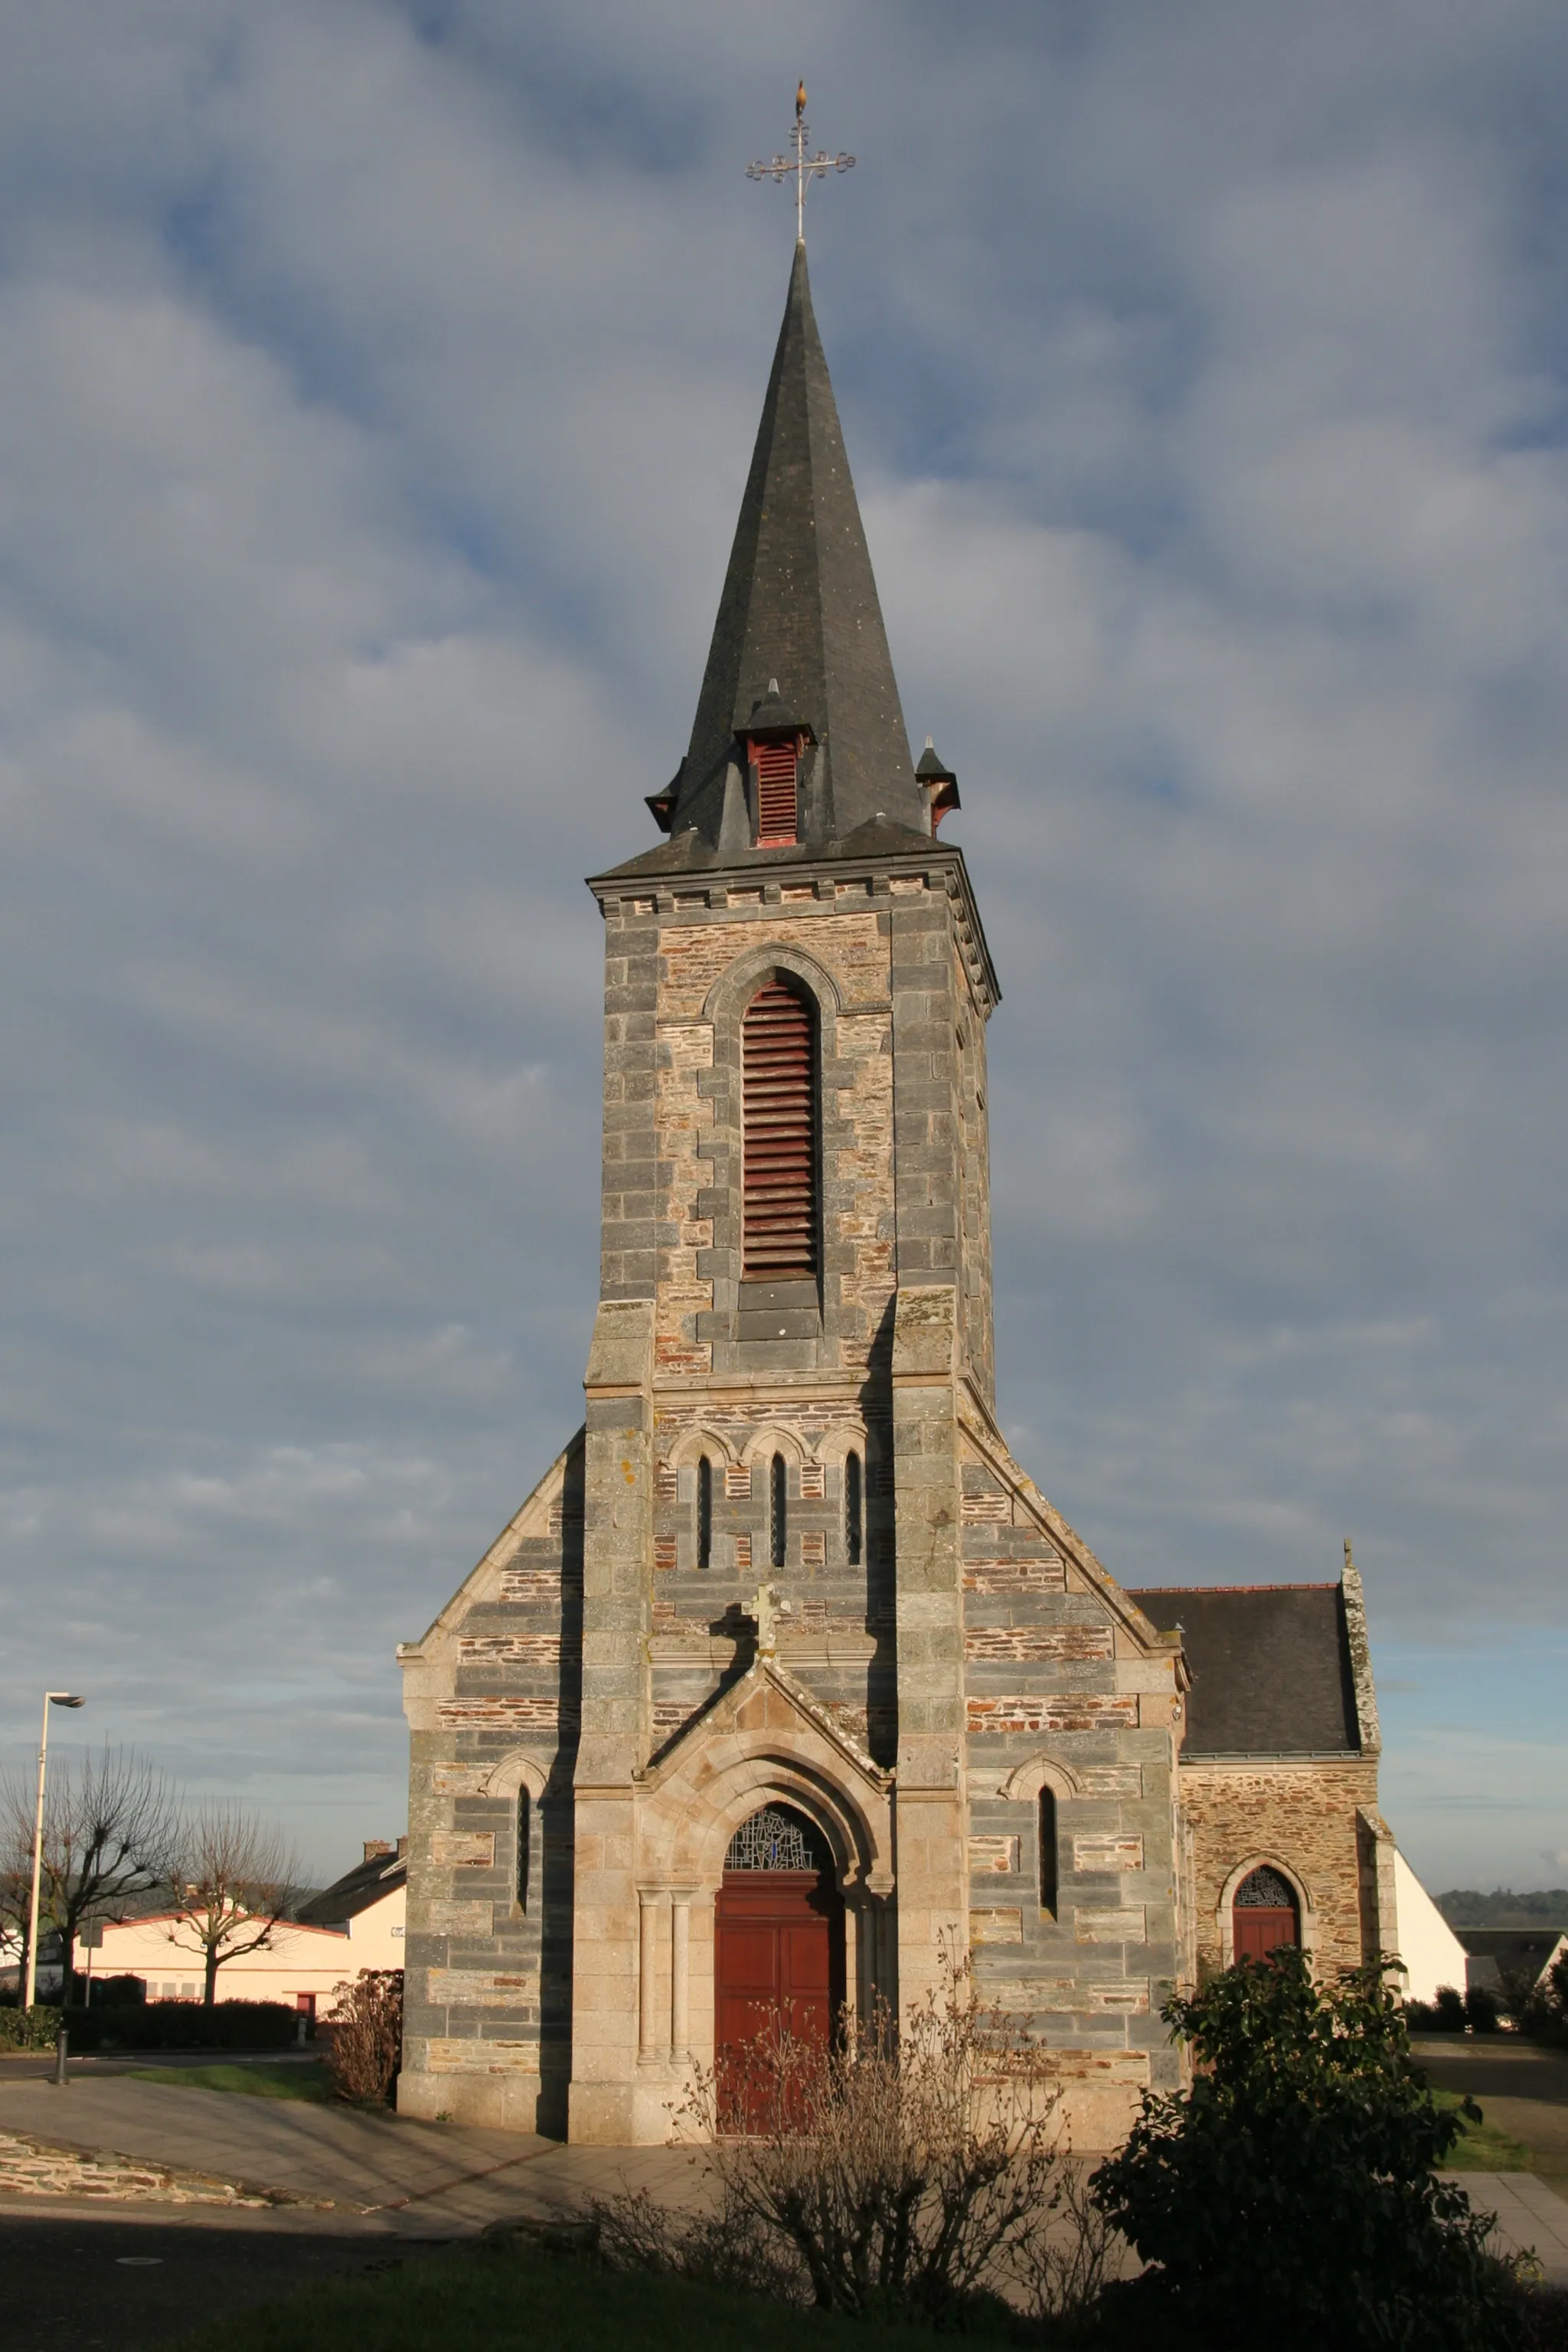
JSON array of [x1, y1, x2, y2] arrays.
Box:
[[23, 1692, 84, 2012]]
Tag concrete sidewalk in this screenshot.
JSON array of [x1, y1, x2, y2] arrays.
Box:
[[2, 2070, 1565, 2289], [0, 2074, 704, 2236], [1449, 2171, 1568, 2287]]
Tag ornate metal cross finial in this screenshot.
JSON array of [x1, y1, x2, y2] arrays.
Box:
[[746, 80, 855, 246]]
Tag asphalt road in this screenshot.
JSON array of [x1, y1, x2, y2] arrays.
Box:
[[0, 2212, 446, 2352], [1413, 2035, 1568, 2180]]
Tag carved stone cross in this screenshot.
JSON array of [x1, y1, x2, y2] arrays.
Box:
[[747, 1580, 792, 1658]]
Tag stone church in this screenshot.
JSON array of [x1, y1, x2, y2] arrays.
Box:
[[397, 243, 1395, 2147]]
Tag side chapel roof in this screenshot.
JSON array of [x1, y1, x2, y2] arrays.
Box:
[[1127, 1583, 1363, 1757]]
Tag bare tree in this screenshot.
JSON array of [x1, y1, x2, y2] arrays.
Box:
[[162, 1805, 302, 2006], [48, 1748, 180, 1993], [0, 1748, 178, 1998], [0, 1780, 38, 1995], [626, 1943, 1077, 2324]]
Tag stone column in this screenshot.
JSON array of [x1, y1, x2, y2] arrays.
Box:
[[891, 1285, 969, 2017], [670, 1893, 691, 2060], [570, 1297, 655, 2144], [638, 1891, 662, 2063]]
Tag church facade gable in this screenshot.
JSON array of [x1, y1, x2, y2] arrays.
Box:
[[396, 238, 1388, 2148]]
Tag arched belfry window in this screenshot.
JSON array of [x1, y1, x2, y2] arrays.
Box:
[[516, 1788, 531, 1914], [844, 1451, 863, 1567], [754, 740, 799, 844], [742, 981, 818, 1280]]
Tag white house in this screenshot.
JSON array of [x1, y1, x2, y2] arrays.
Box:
[[1390, 1847, 1470, 2005], [90, 1840, 406, 2020]]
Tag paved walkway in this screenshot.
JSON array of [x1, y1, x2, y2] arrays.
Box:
[[0, 2065, 1563, 2286], [0, 2072, 704, 2236], [1448, 2172, 1568, 2285]]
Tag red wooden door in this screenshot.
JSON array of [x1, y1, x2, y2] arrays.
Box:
[[1232, 1867, 1300, 1963], [715, 1871, 842, 2130], [1233, 1906, 1298, 1962]]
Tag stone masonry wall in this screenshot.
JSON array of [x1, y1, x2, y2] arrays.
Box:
[[397, 1439, 582, 2133], [1178, 1757, 1382, 1980], [959, 1433, 1186, 2139]]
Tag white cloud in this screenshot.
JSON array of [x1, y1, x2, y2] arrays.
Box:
[[0, 0, 1563, 1880]]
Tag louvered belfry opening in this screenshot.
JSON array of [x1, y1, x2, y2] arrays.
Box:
[[742, 979, 818, 1280], [753, 740, 799, 844]]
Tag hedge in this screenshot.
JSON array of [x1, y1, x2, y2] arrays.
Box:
[[0, 2001, 305, 2053]]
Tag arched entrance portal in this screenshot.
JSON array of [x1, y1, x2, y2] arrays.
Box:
[[715, 1804, 845, 2127], [1232, 1864, 1300, 1962]]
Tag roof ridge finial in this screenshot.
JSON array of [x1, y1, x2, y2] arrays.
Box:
[[746, 81, 855, 247]]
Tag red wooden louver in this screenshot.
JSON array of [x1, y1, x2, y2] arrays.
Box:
[[742, 983, 817, 1278], [754, 741, 799, 844]]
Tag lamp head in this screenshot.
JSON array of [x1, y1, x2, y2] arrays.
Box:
[[47, 1694, 85, 1709]]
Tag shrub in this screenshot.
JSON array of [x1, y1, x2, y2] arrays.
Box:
[[78, 1973, 147, 2007], [63, 1999, 302, 2052], [595, 1945, 1106, 2329], [1434, 1982, 1468, 2029], [1465, 1985, 1501, 2034], [0, 2005, 64, 2051], [1090, 1948, 1521, 2352], [323, 1969, 403, 2105]]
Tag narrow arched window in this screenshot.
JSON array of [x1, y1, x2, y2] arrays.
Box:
[[1038, 1788, 1058, 1919], [742, 982, 818, 1280], [770, 1452, 786, 1569], [845, 1450, 863, 1566], [517, 1788, 531, 1914], [697, 1455, 712, 1570]]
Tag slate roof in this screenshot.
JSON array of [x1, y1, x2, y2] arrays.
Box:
[[1456, 1929, 1567, 1968], [652, 242, 925, 858], [294, 1847, 406, 1930], [1127, 1583, 1362, 1757]]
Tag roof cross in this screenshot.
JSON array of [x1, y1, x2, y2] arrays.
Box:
[[746, 81, 854, 246]]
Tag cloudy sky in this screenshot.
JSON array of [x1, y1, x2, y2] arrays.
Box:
[[2, 0, 1564, 1890]]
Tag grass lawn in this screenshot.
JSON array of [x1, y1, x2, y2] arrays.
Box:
[[1434, 2088, 1536, 2171], [167, 2238, 998, 2352], [127, 2060, 334, 2104]]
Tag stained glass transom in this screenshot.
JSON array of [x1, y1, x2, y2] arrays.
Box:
[[1234, 1866, 1297, 1910], [725, 1805, 829, 1873]]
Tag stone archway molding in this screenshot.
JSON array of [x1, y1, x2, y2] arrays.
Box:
[[997, 1753, 1084, 1805], [635, 1656, 893, 1898]]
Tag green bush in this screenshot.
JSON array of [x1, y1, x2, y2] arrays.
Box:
[[1434, 1982, 1468, 2029], [67, 2001, 303, 2052], [1465, 1985, 1501, 2034], [0, 2005, 66, 2051], [1090, 1948, 1521, 2352]]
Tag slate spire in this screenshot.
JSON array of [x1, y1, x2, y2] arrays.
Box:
[[666, 243, 923, 850]]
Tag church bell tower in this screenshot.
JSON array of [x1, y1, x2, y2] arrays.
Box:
[[398, 219, 1187, 2157], [569, 240, 1003, 2142]]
